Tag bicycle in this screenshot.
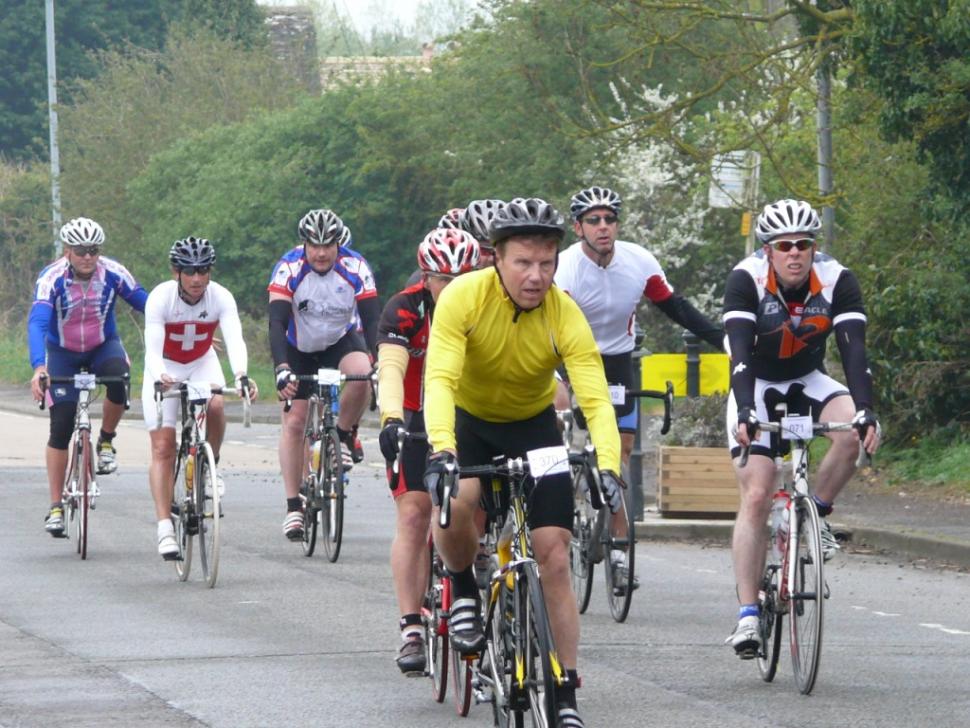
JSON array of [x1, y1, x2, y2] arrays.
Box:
[[155, 378, 251, 588], [40, 371, 130, 560], [284, 368, 373, 562], [741, 408, 868, 694], [440, 448, 595, 728], [568, 382, 674, 623]]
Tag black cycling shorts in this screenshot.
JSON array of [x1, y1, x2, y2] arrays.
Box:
[[387, 409, 430, 498], [286, 330, 368, 400], [455, 405, 572, 531]]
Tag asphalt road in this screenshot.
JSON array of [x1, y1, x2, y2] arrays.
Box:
[[2, 412, 970, 727]]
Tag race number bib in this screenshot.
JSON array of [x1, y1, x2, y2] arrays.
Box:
[[781, 415, 813, 441], [186, 380, 212, 402], [317, 368, 342, 386], [73, 373, 96, 391], [607, 385, 626, 405], [526, 445, 570, 480]]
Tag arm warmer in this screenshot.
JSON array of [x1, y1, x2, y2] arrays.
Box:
[[654, 293, 725, 350], [268, 299, 292, 368], [834, 319, 874, 411], [377, 343, 409, 426], [357, 296, 381, 357], [725, 317, 757, 409], [27, 302, 52, 369]]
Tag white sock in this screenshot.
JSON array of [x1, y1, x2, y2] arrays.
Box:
[[157, 519, 174, 538], [610, 548, 625, 566]]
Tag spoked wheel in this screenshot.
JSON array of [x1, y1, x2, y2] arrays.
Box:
[[63, 435, 80, 548], [519, 562, 559, 728], [321, 428, 345, 563], [569, 465, 595, 614], [604, 490, 637, 623], [172, 448, 192, 581], [300, 476, 318, 557], [196, 443, 220, 588], [450, 598, 473, 717], [487, 572, 515, 728], [430, 575, 449, 703], [789, 497, 824, 694], [757, 564, 784, 682], [77, 432, 92, 559]]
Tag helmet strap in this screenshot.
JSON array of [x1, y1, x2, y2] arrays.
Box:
[[176, 271, 204, 305], [580, 233, 614, 267]]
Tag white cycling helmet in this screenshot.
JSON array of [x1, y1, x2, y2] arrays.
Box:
[[60, 217, 105, 247], [417, 228, 481, 275], [437, 207, 465, 230], [461, 199, 506, 243], [755, 199, 822, 243], [569, 186, 622, 220]]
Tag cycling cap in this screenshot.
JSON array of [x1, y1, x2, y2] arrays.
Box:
[[755, 199, 821, 243], [460, 199, 506, 242], [60, 217, 105, 247], [489, 198, 565, 243], [298, 209, 349, 246], [569, 186, 622, 220], [417, 228, 480, 275], [169, 236, 216, 268], [437, 208, 465, 230]]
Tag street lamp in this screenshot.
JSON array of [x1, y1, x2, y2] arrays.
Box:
[[46, 0, 62, 256]]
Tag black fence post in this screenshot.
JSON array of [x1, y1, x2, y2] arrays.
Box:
[[629, 324, 645, 521], [683, 331, 700, 398]]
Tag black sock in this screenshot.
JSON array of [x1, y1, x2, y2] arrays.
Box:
[[449, 566, 479, 600], [286, 496, 302, 512], [557, 669, 580, 708], [98, 429, 116, 444], [336, 426, 352, 444]]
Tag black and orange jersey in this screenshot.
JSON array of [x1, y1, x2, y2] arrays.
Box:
[[722, 250, 873, 410], [377, 282, 434, 412]]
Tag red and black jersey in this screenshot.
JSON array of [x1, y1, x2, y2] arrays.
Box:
[[377, 283, 434, 411]]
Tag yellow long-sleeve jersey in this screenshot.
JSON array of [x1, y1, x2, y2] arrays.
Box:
[[424, 267, 621, 473]]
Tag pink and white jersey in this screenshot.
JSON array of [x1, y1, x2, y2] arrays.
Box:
[[555, 240, 674, 355], [143, 280, 248, 383]]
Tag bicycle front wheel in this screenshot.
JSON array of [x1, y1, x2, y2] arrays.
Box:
[[78, 431, 92, 560], [172, 447, 192, 581], [789, 497, 824, 694], [196, 443, 221, 588], [569, 465, 595, 614], [518, 562, 560, 728], [757, 563, 783, 682], [604, 490, 636, 623], [300, 475, 318, 557], [321, 428, 345, 563]]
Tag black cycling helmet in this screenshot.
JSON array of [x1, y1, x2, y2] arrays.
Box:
[[569, 186, 622, 220], [169, 236, 216, 268], [298, 209, 349, 246], [488, 197, 565, 244]]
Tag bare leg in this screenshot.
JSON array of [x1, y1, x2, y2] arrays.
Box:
[[432, 476, 482, 573], [391, 491, 432, 615], [206, 395, 225, 458], [46, 447, 68, 504], [148, 428, 178, 520], [533, 526, 579, 667], [814, 394, 860, 504], [100, 399, 124, 435], [336, 351, 372, 431], [279, 400, 308, 500], [730, 454, 776, 605]]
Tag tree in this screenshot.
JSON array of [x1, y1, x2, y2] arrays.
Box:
[[182, 0, 269, 48]]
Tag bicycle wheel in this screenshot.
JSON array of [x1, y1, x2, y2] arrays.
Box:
[[447, 571, 473, 716], [301, 416, 321, 557], [569, 465, 595, 614], [321, 428, 345, 563], [757, 563, 783, 682], [300, 475, 318, 557], [195, 443, 221, 588], [172, 447, 192, 581], [63, 435, 80, 548], [789, 497, 824, 694], [430, 573, 449, 703], [77, 431, 92, 560], [604, 490, 636, 622], [519, 562, 559, 728], [487, 567, 516, 728]]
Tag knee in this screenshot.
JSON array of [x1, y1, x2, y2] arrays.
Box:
[[207, 396, 225, 421], [48, 404, 76, 449], [397, 499, 431, 537], [534, 534, 570, 576], [99, 358, 130, 404], [151, 433, 176, 461], [828, 430, 858, 459]]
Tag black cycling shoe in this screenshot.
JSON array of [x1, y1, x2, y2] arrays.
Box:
[[449, 597, 485, 656], [396, 636, 426, 675]]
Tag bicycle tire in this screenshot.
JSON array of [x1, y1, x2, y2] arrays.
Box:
[[196, 443, 220, 588], [520, 561, 560, 728], [63, 435, 80, 549], [321, 428, 344, 563], [757, 564, 783, 682], [431, 574, 449, 703], [78, 431, 92, 560], [300, 476, 318, 557], [569, 465, 594, 614], [487, 570, 515, 728], [173, 446, 192, 581], [789, 496, 824, 694], [604, 490, 636, 622]]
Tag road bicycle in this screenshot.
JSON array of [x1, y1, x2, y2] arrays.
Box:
[[742, 409, 868, 694], [568, 382, 673, 623], [40, 371, 130, 560], [285, 368, 373, 562], [440, 448, 595, 728], [155, 378, 251, 588]]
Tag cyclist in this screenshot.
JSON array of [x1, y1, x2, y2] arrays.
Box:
[[376, 228, 481, 674], [459, 198, 505, 269], [28, 217, 147, 536], [424, 198, 623, 728], [554, 185, 724, 594], [269, 209, 379, 541], [723, 199, 880, 657], [404, 208, 467, 287], [143, 237, 257, 559]]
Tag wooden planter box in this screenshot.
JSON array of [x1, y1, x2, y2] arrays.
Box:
[[657, 446, 739, 517]]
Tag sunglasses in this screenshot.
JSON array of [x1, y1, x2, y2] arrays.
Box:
[[72, 246, 101, 257], [769, 238, 814, 252], [179, 265, 211, 276], [582, 214, 619, 226]]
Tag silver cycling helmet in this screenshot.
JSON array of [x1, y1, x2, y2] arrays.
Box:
[[437, 207, 465, 230], [755, 199, 821, 243], [461, 199, 506, 242], [569, 186, 622, 220], [60, 217, 105, 247], [169, 236, 216, 268], [298, 209, 349, 246], [488, 197, 565, 243]]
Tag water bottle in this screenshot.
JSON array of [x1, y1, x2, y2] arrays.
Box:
[[311, 440, 321, 472], [769, 490, 790, 563], [185, 451, 195, 491]]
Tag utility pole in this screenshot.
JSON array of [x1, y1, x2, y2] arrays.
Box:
[[46, 0, 63, 256], [816, 55, 835, 250]]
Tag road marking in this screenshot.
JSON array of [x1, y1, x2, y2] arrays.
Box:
[[695, 568, 718, 574], [238, 600, 260, 605], [872, 611, 901, 617], [919, 623, 970, 636]]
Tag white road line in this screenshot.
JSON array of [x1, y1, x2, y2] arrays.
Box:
[[872, 611, 901, 617], [919, 623, 970, 636]]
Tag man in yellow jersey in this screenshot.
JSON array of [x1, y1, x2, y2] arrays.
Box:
[[423, 198, 622, 728]]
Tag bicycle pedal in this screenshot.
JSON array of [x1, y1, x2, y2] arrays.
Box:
[[402, 669, 425, 678], [162, 552, 181, 562], [823, 581, 831, 599]]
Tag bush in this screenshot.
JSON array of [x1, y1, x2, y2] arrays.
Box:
[[661, 393, 728, 448]]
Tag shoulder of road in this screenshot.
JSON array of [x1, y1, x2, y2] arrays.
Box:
[[3, 382, 968, 569]]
